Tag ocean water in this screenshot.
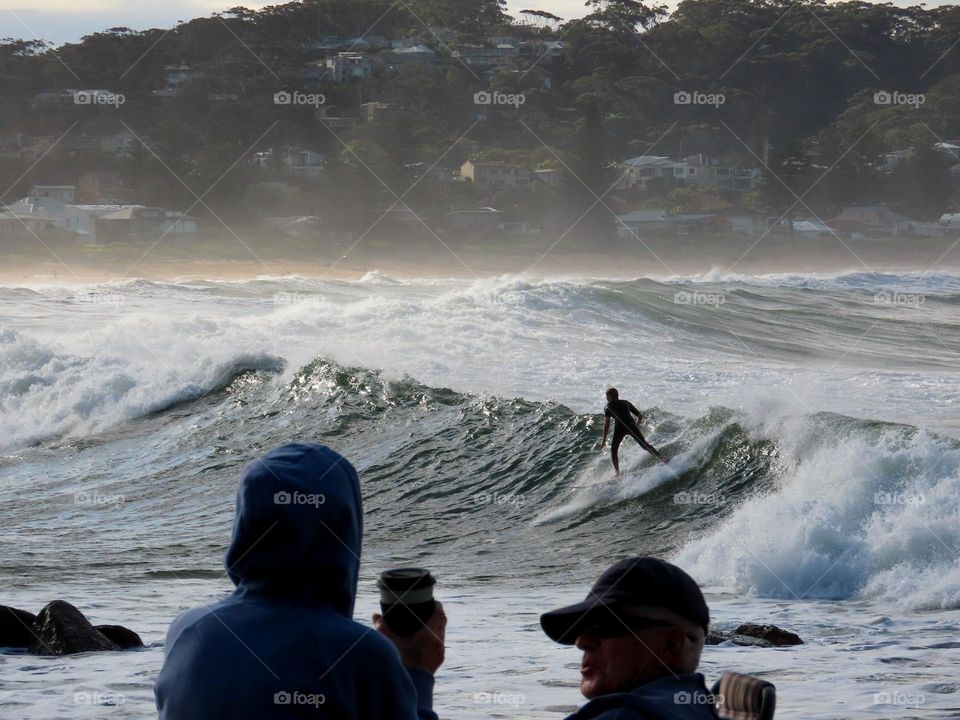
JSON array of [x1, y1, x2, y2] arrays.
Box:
[[1, 271, 959, 718]]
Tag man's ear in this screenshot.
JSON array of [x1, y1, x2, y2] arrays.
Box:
[[660, 625, 688, 659]]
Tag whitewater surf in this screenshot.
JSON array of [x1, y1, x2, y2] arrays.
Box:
[[2, 272, 959, 718]]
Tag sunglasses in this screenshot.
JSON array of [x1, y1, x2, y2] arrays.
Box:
[[579, 611, 674, 639]]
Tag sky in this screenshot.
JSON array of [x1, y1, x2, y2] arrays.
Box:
[[0, 0, 956, 47]]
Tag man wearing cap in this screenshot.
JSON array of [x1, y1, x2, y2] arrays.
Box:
[[541, 557, 718, 720]]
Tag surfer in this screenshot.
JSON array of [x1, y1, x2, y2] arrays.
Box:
[[595, 388, 666, 477]]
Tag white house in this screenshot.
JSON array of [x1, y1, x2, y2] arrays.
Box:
[[62, 205, 126, 242], [29, 185, 76, 203], [615, 156, 687, 190], [615, 155, 760, 193], [7, 188, 197, 243], [0, 206, 59, 238], [96, 206, 197, 241]]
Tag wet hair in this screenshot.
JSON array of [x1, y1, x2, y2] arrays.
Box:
[[606, 388, 619, 400]]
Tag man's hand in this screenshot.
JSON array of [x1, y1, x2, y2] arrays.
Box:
[[373, 601, 446, 675]]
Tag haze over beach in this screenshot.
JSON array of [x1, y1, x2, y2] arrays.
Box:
[[2, 1, 960, 719]]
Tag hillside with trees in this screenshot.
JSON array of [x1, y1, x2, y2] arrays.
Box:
[[3, 0, 960, 245]]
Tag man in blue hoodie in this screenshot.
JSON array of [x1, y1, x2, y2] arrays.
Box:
[[155, 443, 443, 719], [541, 557, 719, 720]]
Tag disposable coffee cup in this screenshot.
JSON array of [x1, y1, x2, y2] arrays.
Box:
[[378, 568, 436, 637]]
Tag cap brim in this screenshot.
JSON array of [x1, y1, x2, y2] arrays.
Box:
[[540, 598, 609, 645]]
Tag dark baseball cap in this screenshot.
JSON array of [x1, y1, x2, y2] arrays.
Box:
[[540, 557, 709, 644]]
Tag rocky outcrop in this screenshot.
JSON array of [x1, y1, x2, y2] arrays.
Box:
[[707, 623, 803, 648], [95, 624, 144, 649], [28, 601, 120, 655], [0, 602, 141, 655], [0, 605, 38, 648], [733, 623, 804, 646]]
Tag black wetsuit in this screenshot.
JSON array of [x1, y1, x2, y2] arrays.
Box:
[[605, 399, 661, 471]]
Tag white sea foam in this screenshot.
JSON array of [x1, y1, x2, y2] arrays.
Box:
[[676, 413, 960, 611], [1, 273, 958, 449], [2, 274, 960, 718]]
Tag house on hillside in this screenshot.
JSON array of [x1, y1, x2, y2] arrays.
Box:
[[882, 148, 915, 172], [459, 160, 531, 190], [379, 45, 437, 71], [282, 148, 325, 177], [324, 52, 373, 83], [29, 185, 76, 203], [0, 206, 59, 238], [615, 157, 687, 191], [518, 39, 564, 63], [96, 206, 197, 242], [837, 206, 908, 238], [533, 169, 563, 185], [683, 154, 761, 192], [152, 64, 202, 98], [615, 155, 760, 193], [20, 128, 134, 159], [306, 36, 372, 56], [446, 207, 504, 234], [616, 209, 732, 239], [403, 162, 454, 183], [360, 102, 395, 123], [452, 44, 519, 68], [316, 106, 356, 130], [719, 210, 773, 236]]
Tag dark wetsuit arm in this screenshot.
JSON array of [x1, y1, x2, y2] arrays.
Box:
[[627, 402, 643, 424]]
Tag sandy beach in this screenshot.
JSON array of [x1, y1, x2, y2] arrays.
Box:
[[2, 231, 959, 285]]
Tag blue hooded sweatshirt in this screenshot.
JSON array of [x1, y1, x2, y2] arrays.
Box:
[[155, 443, 438, 720], [564, 673, 720, 720]]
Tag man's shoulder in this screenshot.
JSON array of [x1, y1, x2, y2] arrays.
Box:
[[566, 675, 719, 720], [166, 598, 394, 658]]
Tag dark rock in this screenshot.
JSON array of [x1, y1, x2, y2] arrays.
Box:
[[705, 630, 774, 648], [733, 623, 803, 646], [0, 605, 38, 648], [95, 624, 143, 649], [705, 631, 729, 645], [728, 633, 775, 648], [28, 601, 119, 655]]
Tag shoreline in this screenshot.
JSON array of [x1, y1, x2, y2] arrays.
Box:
[[1, 232, 959, 285]]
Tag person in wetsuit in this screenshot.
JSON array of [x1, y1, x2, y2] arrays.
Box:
[[596, 388, 666, 477]]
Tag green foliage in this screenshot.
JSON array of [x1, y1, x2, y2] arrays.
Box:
[[3, 0, 960, 233]]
